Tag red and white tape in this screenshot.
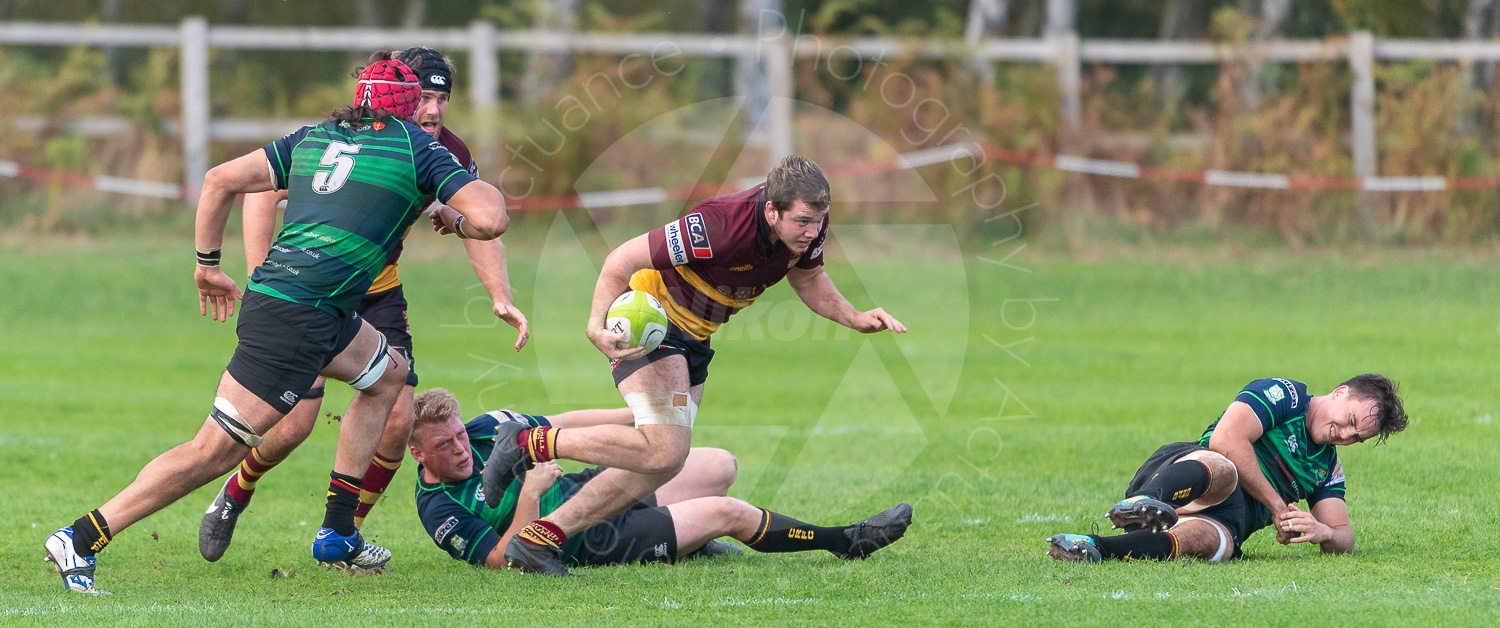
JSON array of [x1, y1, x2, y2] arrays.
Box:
[[2, 145, 1495, 209]]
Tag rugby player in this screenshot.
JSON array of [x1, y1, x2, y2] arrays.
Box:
[[42, 58, 506, 594], [483, 155, 909, 575], [1047, 374, 1408, 563], [198, 47, 529, 563], [409, 389, 912, 569]]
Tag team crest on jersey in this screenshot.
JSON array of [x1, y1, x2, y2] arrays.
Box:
[[685, 213, 712, 258], [450, 534, 467, 553], [1264, 385, 1285, 404]]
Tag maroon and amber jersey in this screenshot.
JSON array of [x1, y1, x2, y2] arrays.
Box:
[[368, 126, 478, 294], [635, 185, 828, 340]]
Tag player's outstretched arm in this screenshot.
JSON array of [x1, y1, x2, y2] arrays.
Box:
[[484, 462, 562, 569], [585, 234, 655, 360], [436, 180, 508, 240], [242, 189, 288, 277], [195, 150, 275, 322], [1278, 499, 1355, 554], [456, 234, 529, 351], [1207, 401, 1295, 540], [786, 266, 907, 334]]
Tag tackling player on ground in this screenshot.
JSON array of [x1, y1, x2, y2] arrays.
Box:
[[198, 47, 529, 563], [482, 155, 909, 575], [1047, 374, 1408, 563], [42, 58, 507, 594], [409, 390, 912, 569]]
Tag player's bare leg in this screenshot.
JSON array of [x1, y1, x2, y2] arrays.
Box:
[[495, 356, 697, 575], [308, 321, 408, 570], [353, 383, 416, 527], [45, 371, 287, 593], [654, 448, 737, 505], [99, 373, 287, 533], [1048, 515, 1234, 563], [1108, 450, 1238, 532], [200, 376, 325, 561], [669, 497, 913, 560]]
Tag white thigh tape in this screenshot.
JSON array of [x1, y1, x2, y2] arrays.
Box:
[[1180, 515, 1232, 562], [625, 390, 695, 428], [210, 397, 263, 448], [347, 334, 390, 390]]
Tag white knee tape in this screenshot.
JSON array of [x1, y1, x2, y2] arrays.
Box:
[[346, 334, 390, 390], [1179, 515, 1232, 562], [625, 390, 695, 428], [210, 397, 263, 448]]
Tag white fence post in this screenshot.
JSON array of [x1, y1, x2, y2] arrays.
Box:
[[1349, 30, 1378, 231], [179, 16, 210, 200], [468, 19, 499, 177], [1053, 31, 1081, 137], [765, 32, 794, 166]]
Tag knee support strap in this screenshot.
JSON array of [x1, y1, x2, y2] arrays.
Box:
[[624, 390, 696, 428], [210, 397, 263, 448], [1178, 515, 1233, 562], [346, 334, 390, 391]]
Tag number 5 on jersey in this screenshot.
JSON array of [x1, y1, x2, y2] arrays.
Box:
[[312, 141, 360, 194]]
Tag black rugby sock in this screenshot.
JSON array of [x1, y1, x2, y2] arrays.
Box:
[[71, 509, 112, 557], [1136, 460, 1211, 507], [322, 472, 363, 536], [1090, 531, 1175, 561], [745, 509, 851, 555]]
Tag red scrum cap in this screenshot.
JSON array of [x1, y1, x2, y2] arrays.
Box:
[[353, 59, 421, 120]]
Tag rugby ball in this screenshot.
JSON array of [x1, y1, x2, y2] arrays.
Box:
[[606, 291, 669, 353]]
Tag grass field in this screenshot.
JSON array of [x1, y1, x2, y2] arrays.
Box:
[[2, 216, 1499, 625]]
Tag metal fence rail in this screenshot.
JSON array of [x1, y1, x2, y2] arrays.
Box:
[[4, 19, 1498, 202]]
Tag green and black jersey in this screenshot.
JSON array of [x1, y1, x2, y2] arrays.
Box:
[[415, 412, 588, 565], [250, 119, 477, 318], [1199, 378, 1346, 532]]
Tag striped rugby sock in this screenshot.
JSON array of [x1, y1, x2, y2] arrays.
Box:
[[353, 452, 402, 528]]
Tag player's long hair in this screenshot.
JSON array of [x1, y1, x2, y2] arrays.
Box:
[[323, 105, 395, 125]]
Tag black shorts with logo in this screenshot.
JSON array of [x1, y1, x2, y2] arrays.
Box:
[[610, 323, 714, 388], [562, 467, 680, 566], [1127, 441, 1251, 558], [358, 285, 417, 387], [226, 291, 362, 415]]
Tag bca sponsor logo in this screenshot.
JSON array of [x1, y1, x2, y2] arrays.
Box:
[[685, 213, 712, 258], [434, 516, 459, 544], [1328, 460, 1346, 485], [810, 242, 824, 259], [663, 220, 688, 266]]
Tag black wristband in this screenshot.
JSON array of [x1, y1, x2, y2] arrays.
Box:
[[196, 248, 222, 267], [454, 215, 472, 239]]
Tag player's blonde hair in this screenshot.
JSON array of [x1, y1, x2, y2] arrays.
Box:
[[413, 388, 462, 430]]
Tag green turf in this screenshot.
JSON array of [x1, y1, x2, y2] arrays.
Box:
[[2, 218, 1498, 625]]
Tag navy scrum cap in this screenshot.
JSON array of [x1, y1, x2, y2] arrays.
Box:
[[400, 47, 452, 93]]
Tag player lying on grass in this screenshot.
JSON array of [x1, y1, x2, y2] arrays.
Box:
[[482, 156, 908, 575], [1048, 374, 1408, 563], [42, 58, 507, 594], [410, 389, 913, 569], [199, 46, 529, 563]]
